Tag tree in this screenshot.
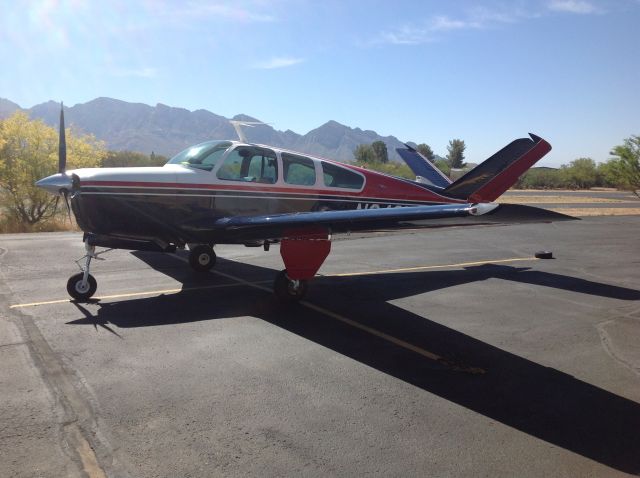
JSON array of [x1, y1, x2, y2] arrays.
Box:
[[516, 167, 565, 189], [354, 144, 376, 163], [434, 159, 451, 177], [102, 150, 168, 167], [560, 158, 599, 189], [446, 139, 466, 168], [371, 141, 389, 163], [353, 159, 414, 179], [416, 143, 435, 162], [102, 150, 150, 167], [604, 135, 640, 197], [0, 112, 105, 225]]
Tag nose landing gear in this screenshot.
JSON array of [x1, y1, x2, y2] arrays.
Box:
[[67, 272, 97, 301], [66, 239, 110, 301]]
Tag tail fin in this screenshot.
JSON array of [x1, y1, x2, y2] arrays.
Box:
[[396, 145, 452, 188], [443, 134, 551, 202]]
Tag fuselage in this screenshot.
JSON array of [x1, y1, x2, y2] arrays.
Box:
[[45, 140, 463, 246]]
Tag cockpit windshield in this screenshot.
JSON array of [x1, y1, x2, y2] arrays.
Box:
[[165, 141, 233, 171]]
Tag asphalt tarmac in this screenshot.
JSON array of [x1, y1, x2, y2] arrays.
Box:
[[1, 215, 639, 477]]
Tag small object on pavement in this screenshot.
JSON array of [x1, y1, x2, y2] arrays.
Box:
[[535, 250, 553, 259]]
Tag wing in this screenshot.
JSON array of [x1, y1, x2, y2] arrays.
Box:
[[182, 203, 577, 242]]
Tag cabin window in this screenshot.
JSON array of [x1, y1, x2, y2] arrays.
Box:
[[282, 153, 316, 186], [321, 162, 364, 189], [166, 140, 232, 171], [217, 146, 278, 183]]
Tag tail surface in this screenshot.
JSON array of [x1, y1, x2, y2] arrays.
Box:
[[396, 145, 452, 188], [443, 134, 551, 202]]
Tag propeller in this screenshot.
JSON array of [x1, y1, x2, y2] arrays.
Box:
[[35, 102, 76, 223], [58, 102, 67, 174], [58, 103, 72, 222], [62, 189, 72, 222]]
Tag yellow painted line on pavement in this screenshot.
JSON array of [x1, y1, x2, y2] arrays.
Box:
[[10, 298, 73, 309], [300, 299, 442, 361], [9, 280, 271, 309], [201, 258, 495, 374], [11, 256, 536, 310], [327, 256, 538, 277], [12, 254, 528, 373], [205, 266, 447, 361], [212, 268, 486, 374]]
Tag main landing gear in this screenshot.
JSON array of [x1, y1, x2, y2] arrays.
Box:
[[275, 228, 331, 303], [64, 232, 331, 304], [186, 232, 331, 304], [274, 270, 308, 303], [188, 244, 216, 272]]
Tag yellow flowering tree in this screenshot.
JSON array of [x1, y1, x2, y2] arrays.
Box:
[[0, 112, 105, 225]]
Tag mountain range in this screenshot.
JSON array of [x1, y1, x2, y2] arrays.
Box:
[[0, 97, 413, 162]]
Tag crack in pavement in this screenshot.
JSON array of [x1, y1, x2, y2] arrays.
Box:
[[597, 307, 640, 377], [0, 246, 118, 478]]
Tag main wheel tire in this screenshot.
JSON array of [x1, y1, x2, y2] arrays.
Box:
[[66, 273, 97, 301], [274, 269, 308, 303], [189, 245, 216, 272]]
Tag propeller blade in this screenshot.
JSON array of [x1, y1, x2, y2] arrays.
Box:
[[58, 102, 67, 174], [62, 189, 72, 223]]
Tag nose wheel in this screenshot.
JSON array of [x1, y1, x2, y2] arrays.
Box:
[[67, 273, 97, 301], [274, 270, 308, 303], [189, 244, 216, 272]]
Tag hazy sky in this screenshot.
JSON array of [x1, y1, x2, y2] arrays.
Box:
[[1, 0, 639, 166]]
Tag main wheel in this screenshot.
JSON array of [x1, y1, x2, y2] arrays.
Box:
[[274, 270, 308, 303], [189, 245, 216, 272], [66, 273, 97, 301]]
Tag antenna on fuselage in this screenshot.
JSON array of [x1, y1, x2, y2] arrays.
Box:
[[229, 120, 270, 142]]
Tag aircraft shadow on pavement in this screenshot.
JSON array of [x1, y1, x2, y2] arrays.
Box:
[[67, 251, 640, 474]]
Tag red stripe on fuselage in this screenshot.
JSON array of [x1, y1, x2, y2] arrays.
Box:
[[81, 178, 466, 203]]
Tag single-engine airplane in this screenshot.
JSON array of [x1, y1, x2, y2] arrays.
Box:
[[36, 106, 573, 302]]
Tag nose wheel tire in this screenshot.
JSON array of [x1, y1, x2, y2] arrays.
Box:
[[189, 245, 216, 272], [67, 273, 97, 301], [274, 270, 308, 303]]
